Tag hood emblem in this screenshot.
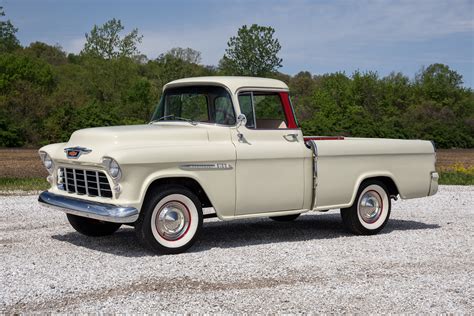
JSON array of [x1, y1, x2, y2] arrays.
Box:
[[64, 146, 92, 159]]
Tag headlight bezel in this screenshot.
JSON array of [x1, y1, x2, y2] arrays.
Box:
[[102, 157, 122, 180], [39, 151, 54, 174]]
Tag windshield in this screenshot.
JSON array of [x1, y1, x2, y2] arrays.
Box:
[[151, 85, 236, 125]]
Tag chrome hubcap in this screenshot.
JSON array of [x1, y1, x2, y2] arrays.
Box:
[[359, 190, 383, 224], [155, 201, 190, 240]]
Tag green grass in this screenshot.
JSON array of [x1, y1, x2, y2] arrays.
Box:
[[0, 177, 49, 191], [438, 171, 474, 185]]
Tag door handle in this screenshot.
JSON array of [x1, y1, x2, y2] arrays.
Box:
[[284, 133, 299, 142]]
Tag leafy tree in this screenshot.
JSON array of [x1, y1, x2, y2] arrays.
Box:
[[124, 78, 156, 122], [289, 71, 319, 121], [415, 63, 464, 103], [0, 53, 55, 92], [23, 42, 67, 66], [150, 51, 213, 87], [301, 72, 354, 136], [220, 24, 282, 76], [82, 18, 143, 59], [0, 54, 56, 145], [0, 13, 472, 150], [0, 115, 23, 146], [165, 47, 201, 64], [0, 6, 20, 53]]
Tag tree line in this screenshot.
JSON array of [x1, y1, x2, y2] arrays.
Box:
[[1, 9, 473, 148]]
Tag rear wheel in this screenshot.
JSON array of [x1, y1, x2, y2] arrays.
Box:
[[341, 180, 391, 235], [269, 213, 300, 222], [135, 185, 203, 254], [67, 214, 122, 236]]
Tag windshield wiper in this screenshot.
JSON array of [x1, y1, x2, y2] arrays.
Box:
[[149, 115, 198, 125], [149, 114, 173, 123]]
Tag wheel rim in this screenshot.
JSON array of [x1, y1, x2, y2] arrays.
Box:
[[358, 190, 383, 224], [155, 201, 191, 241]]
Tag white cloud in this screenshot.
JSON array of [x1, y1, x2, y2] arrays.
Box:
[[139, 26, 235, 64], [58, 0, 473, 83], [132, 0, 473, 69], [64, 37, 86, 54]]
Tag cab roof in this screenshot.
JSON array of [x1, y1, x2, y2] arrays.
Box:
[[164, 76, 289, 94]]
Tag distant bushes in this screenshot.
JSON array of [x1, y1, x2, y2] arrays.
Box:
[[0, 45, 472, 148], [287, 65, 473, 148]]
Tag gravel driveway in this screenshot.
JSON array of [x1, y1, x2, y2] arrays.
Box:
[[1, 186, 473, 313]]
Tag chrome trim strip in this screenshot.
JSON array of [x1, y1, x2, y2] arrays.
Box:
[[63, 167, 69, 191], [307, 140, 318, 210], [179, 163, 233, 170], [83, 169, 89, 195], [95, 171, 101, 197], [72, 168, 78, 193], [251, 92, 257, 128], [38, 191, 138, 223]]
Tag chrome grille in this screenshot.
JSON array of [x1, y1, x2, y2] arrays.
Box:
[[58, 167, 112, 198]]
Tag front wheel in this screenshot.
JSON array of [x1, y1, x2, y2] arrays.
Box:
[[135, 186, 203, 254], [341, 180, 391, 235], [67, 214, 122, 236]]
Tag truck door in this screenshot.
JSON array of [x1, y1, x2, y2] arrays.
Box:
[[231, 91, 306, 215]]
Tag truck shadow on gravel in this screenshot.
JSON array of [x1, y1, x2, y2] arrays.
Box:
[[51, 213, 440, 257]]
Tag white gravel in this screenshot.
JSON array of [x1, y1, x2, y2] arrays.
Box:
[[1, 186, 473, 313]]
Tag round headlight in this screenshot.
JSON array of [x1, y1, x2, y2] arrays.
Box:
[[109, 159, 120, 178], [39, 152, 54, 173], [44, 155, 53, 169], [103, 157, 121, 179]]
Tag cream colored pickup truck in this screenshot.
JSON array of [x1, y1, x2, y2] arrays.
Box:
[[38, 77, 439, 254]]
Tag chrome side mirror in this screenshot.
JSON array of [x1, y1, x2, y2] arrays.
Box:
[[236, 114, 247, 142], [236, 114, 247, 128]]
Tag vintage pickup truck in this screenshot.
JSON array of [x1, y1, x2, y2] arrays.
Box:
[[38, 77, 439, 254]]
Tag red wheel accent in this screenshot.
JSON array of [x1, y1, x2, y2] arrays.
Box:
[[304, 136, 345, 141], [157, 200, 192, 242]]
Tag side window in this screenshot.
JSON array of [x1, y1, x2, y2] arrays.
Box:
[[254, 93, 287, 129], [238, 92, 288, 129], [238, 93, 255, 128], [215, 96, 236, 125]]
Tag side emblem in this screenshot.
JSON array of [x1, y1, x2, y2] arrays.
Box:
[[64, 147, 92, 159], [180, 163, 233, 170]]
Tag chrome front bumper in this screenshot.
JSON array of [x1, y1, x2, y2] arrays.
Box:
[[38, 191, 139, 223]]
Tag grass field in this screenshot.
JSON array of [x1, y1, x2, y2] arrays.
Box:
[[0, 148, 473, 191]]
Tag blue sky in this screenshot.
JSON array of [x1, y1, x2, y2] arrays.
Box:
[[3, 0, 474, 87]]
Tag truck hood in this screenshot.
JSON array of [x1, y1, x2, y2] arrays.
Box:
[[44, 123, 210, 164]]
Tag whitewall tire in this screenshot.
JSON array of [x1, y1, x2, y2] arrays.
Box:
[[135, 186, 203, 254], [341, 180, 391, 235]]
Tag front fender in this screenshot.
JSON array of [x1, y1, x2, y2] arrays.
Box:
[[39, 142, 67, 159], [134, 166, 236, 219], [105, 142, 236, 217]]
